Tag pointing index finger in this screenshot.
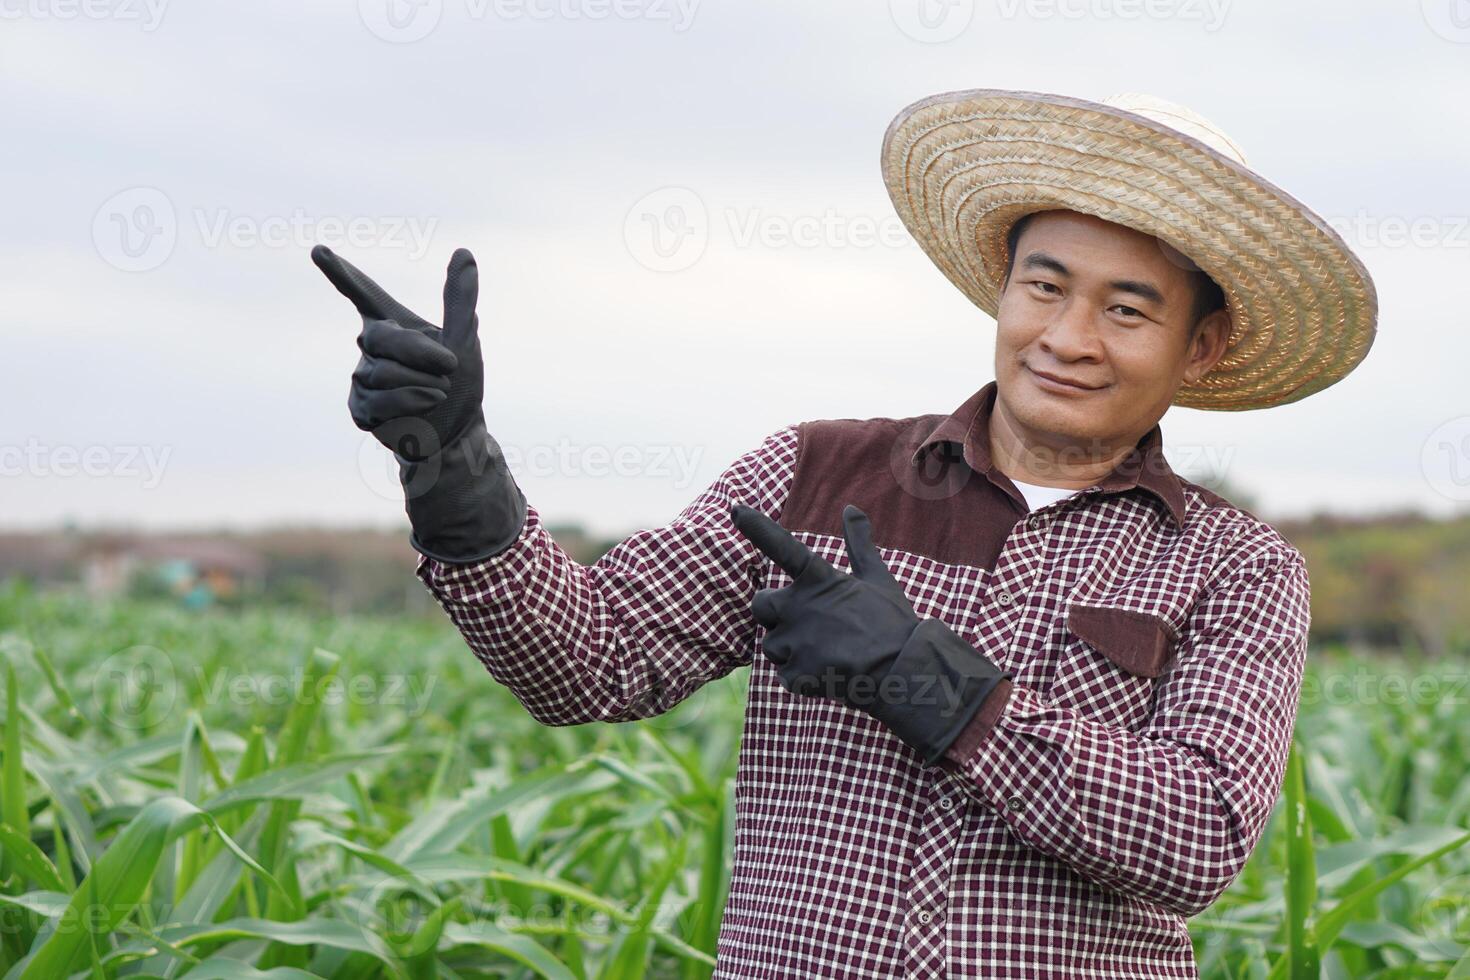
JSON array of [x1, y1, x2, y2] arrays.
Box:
[[730, 504, 815, 579], [311, 245, 415, 325]]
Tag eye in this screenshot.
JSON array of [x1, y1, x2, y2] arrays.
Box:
[[1111, 304, 1144, 319], [1030, 281, 1061, 295]]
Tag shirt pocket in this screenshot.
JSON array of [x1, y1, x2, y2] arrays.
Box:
[[1048, 602, 1180, 730]]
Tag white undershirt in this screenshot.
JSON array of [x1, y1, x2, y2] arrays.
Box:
[[1008, 477, 1079, 512]]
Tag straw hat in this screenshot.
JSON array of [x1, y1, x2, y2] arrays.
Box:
[[880, 89, 1378, 411]]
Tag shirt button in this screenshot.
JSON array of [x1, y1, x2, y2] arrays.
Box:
[[1006, 796, 1025, 812], [937, 795, 954, 811], [1027, 514, 1046, 531], [915, 909, 933, 925], [996, 590, 1014, 606]]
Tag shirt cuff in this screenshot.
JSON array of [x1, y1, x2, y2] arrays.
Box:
[[413, 504, 544, 606], [942, 677, 1013, 764]]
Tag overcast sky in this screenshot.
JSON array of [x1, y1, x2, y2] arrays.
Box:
[[5, 0, 1469, 536]]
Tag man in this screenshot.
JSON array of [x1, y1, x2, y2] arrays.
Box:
[[313, 90, 1377, 978]]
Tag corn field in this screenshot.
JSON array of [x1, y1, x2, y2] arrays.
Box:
[[0, 578, 1467, 979]]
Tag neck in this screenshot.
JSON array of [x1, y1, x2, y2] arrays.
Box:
[[988, 394, 1144, 490]]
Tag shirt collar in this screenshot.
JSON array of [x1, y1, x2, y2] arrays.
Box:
[[911, 379, 1188, 528]]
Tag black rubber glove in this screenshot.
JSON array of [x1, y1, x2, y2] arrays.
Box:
[[730, 503, 1013, 766], [312, 245, 527, 564]]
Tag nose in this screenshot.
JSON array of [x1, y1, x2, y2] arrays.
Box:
[[1037, 295, 1104, 362]]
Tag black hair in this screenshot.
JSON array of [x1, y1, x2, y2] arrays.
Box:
[[1002, 211, 1225, 340]]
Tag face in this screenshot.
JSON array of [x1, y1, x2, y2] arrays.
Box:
[[993, 209, 1231, 467]]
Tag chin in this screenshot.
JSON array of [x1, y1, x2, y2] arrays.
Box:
[[1012, 384, 1103, 435]]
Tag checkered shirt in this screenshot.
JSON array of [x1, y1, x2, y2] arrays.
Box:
[[415, 379, 1313, 979]]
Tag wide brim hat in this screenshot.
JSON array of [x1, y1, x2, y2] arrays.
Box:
[[880, 89, 1378, 411]]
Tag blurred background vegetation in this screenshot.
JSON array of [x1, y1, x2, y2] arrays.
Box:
[[2, 481, 1468, 977], [5, 479, 1467, 660]]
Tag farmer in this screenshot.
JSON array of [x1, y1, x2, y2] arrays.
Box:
[[312, 90, 1376, 978]]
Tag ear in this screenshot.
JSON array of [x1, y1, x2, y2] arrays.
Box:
[[1184, 308, 1232, 383]]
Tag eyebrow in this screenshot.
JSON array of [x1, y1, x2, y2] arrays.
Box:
[[1018, 251, 1169, 307]]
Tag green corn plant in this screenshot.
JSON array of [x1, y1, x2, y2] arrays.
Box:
[[2, 585, 1468, 978]]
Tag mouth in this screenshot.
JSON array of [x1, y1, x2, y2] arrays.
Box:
[[1027, 365, 1104, 393]]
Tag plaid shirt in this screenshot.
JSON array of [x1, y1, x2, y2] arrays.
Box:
[[415, 379, 1313, 979]]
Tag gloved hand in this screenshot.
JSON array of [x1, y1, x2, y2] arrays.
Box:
[[312, 245, 527, 564], [730, 502, 1012, 766]]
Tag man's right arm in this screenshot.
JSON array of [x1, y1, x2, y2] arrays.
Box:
[[308, 244, 799, 726], [414, 425, 800, 726]]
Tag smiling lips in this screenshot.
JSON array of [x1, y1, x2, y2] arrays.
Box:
[[1028, 366, 1104, 392]]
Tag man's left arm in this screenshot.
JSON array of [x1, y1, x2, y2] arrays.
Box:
[[940, 550, 1312, 918]]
